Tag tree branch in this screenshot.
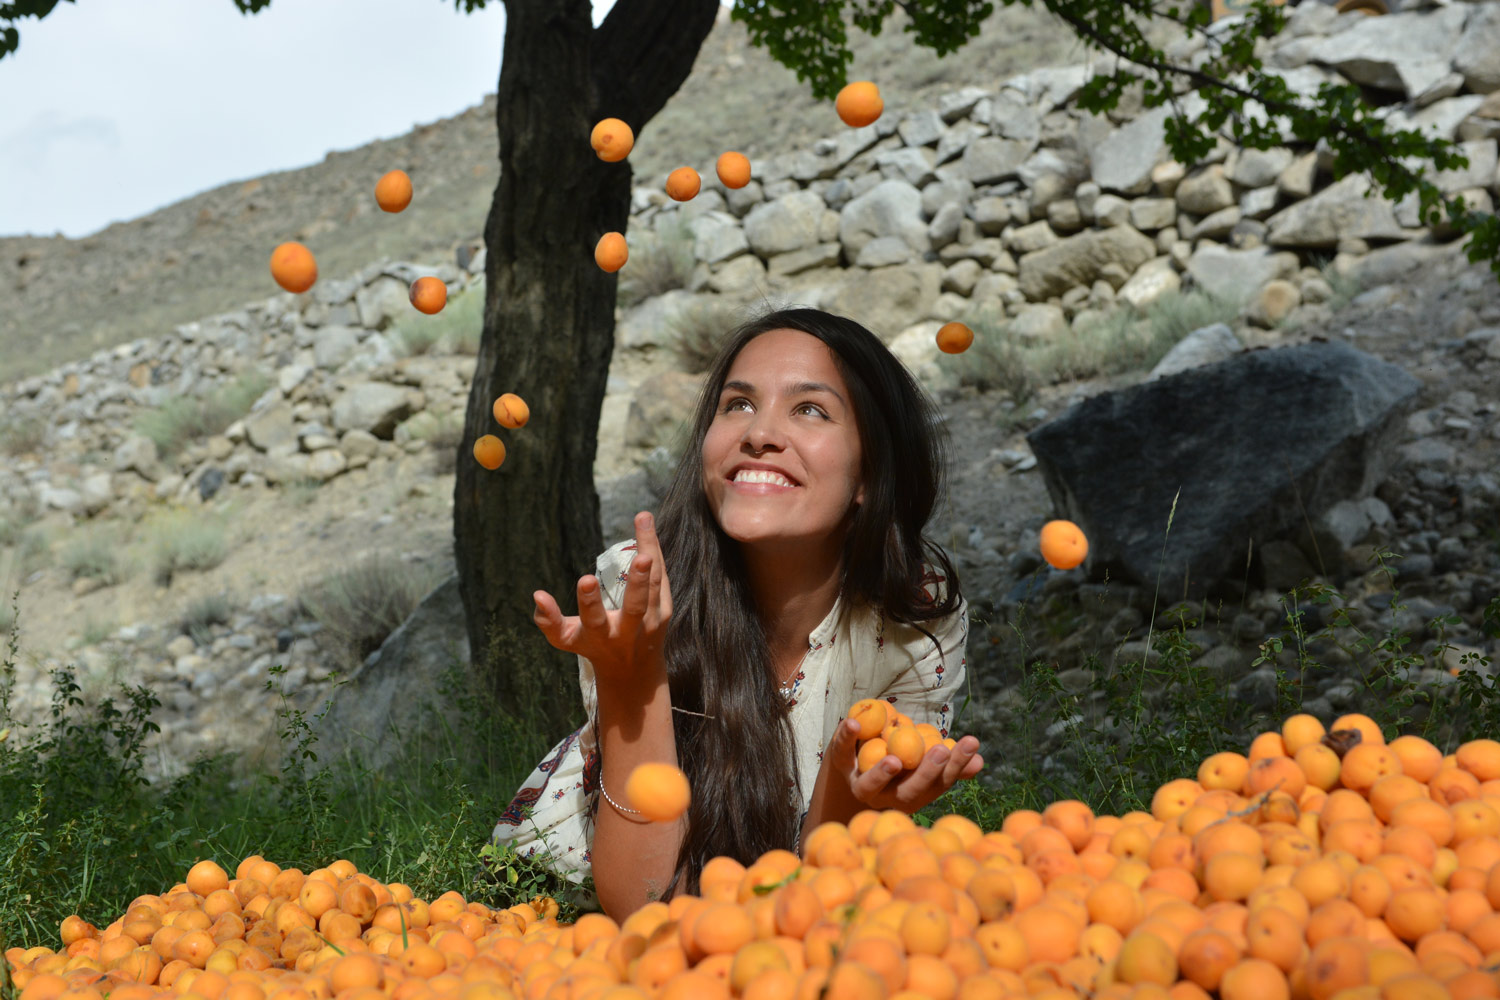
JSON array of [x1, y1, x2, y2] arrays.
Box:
[[592, 0, 721, 128]]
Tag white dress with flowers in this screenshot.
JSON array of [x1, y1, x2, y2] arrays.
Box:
[[490, 537, 970, 882]]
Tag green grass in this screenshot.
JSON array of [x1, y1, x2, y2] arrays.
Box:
[[3, 516, 1498, 957], [0, 591, 577, 952], [1317, 256, 1365, 313], [391, 282, 484, 357], [133, 370, 273, 461], [179, 592, 234, 648]]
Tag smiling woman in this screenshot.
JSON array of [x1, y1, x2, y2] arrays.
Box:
[[493, 307, 984, 918]]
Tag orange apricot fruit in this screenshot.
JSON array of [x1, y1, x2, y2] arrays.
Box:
[[492, 393, 529, 430], [472, 435, 505, 471], [623, 762, 691, 823], [590, 119, 634, 162], [715, 152, 751, 189], [835, 82, 883, 127], [269, 243, 317, 294], [935, 322, 974, 354], [664, 168, 700, 202], [595, 232, 628, 273], [409, 277, 447, 315], [375, 170, 413, 213], [1039, 520, 1088, 571]]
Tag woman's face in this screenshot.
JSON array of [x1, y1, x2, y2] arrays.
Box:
[[702, 328, 865, 550]]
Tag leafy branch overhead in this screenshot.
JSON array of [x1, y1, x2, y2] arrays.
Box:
[[731, 0, 1500, 278]]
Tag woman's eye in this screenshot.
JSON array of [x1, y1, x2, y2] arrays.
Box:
[[797, 403, 827, 418], [723, 397, 751, 412]]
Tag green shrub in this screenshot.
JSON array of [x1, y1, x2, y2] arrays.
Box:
[[667, 297, 742, 374], [60, 525, 126, 585], [619, 219, 696, 309], [0, 414, 46, 458], [180, 593, 234, 648], [392, 282, 485, 357], [951, 307, 1037, 404], [133, 370, 272, 459], [145, 508, 230, 586], [0, 599, 581, 950], [297, 553, 447, 673]]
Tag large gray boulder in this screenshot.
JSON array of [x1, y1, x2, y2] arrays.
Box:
[[1090, 107, 1172, 196], [743, 191, 827, 257], [1454, 3, 1500, 95], [625, 371, 705, 450], [1185, 244, 1292, 304], [825, 264, 942, 338], [1017, 226, 1157, 301], [1302, 5, 1468, 100], [838, 179, 930, 258], [1026, 340, 1422, 599], [1265, 174, 1405, 248], [312, 574, 470, 775], [331, 382, 414, 438]]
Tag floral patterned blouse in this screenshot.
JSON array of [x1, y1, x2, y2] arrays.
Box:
[[490, 537, 970, 883]]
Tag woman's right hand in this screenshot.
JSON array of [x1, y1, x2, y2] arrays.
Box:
[[532, 511, 674, 686]]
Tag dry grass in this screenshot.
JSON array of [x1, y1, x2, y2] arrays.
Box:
[[297, 552, 447, 673]]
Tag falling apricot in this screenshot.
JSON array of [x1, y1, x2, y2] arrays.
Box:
[[665, 167, 701, 202], [374, 170, 413, 213], [492, 393, 530, 430], [269, 242, 317, 294], [624, 762, 691, 823], [836, 81, 884, 127], [1039, 520, 1089, 571], [590, 118, 634, 162], [935, 322, 974, 354], [595, 232, 628, 273], [716, 152, 752, 189], [409, 276, 447, 315], [473, 435, 506, 471]]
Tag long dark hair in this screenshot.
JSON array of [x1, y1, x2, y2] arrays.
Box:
[[652, 307, 962, 896]]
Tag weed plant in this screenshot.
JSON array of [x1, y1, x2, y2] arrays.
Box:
[[618, 219, 696, 309], [0, 593, 576, 951], [667, 298, 743, 375], [392, 282, 484, 357], [133, 370, 272, 460]]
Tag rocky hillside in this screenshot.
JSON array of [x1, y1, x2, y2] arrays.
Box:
[[1, 1, 1499, 781]]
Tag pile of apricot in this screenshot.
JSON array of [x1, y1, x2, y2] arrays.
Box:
[[11, 713, 1500, 1000]]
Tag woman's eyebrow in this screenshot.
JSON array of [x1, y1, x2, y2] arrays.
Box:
[[722, 379, 846, 407]]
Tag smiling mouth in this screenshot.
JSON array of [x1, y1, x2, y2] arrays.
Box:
[[731, 469, 799, 488]]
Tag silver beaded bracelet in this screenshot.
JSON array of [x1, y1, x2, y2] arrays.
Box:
[[599, 773, 647, 818]]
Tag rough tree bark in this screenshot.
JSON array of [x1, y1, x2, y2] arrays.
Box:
[[454, 0, 720, 737]]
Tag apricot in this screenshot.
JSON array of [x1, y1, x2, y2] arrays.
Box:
[[623, 762, 691, 822], [595, 232, 629, 273], [491, 393, 529, 430], [665, 167, 700, 202], [590, 118, 634, 162], [835, 81, 884, 127], [374, 170, 413, 213], [472, 435, 505, 471], [269, 242, 317, 294], [409, 277, 447, 315], [716, 152, 752, 189], [935, 322, 974, 354], [1039, 520, 1089, 571]]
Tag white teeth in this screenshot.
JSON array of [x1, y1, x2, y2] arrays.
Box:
[[734, 469, 795, 486]]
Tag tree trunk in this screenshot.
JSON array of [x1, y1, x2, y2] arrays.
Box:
[[453, 0, 720, 739]]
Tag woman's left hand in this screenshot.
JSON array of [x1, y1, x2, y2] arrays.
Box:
[[822, 717, 985, 815]]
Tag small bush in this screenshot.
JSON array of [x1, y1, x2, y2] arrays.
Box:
[[1318, 257, 1364, 312], [1142, 288, 1240, 345], [146, 508, 230, 587], [79, 616, 115, 647], [1029, 289, 1238, 384], [298, 552, 446, 673], [667, 297, 743, 374], [619, 218, 696, 308], [60, 526, 125, 585], [180, 593, 234, 648], [392, 282, 485, 357], [134, 370, 272, 459], [0, 414, 46, 457], [952, 307, 1037, 404], [285, 477, 323, 508]]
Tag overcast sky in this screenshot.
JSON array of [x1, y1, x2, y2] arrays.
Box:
[[0, 0, 630, 239]]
